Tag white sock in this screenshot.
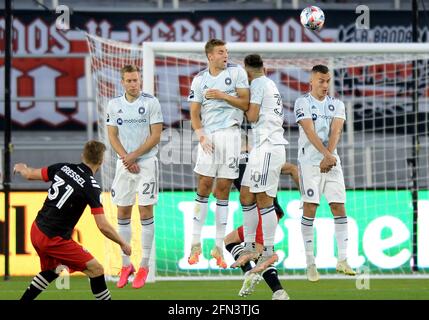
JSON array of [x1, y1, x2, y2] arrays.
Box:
[[301, 216, 315, 266], [215, 199, 228, 248], [260, 205, 277, 250], [334, 216, 348, 261], [140, 217, 154, 268], [118, 218, 131, 266], [191, 194, 209, 245], [242, 203, 258, 249]]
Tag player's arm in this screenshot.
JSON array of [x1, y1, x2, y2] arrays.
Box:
[[205, 87, 250, 111], [281, 162, 300, 189], [107, 125, 127, 158], [190, 101, 214, 153], [13, 163, 43, 180], [298, 119, 334, 158], [93, 211, 131, 256], [327, 118, 345, 153], [122, 123, 163, 167], [245, 103, 260, 122]]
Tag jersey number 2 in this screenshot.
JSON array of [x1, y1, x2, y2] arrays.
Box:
[[48, 175, 74, 209]]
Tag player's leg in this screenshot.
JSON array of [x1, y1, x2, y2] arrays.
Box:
[[326, 165, 355, 275], [224, 228, 253, 274], [134, 157, 159, 288], [261, 265, 289, 300], [20, 268, 59, 301], [298, 163, 322, 282], [111, 159, 137, 287], [83, 259, 112, 300]]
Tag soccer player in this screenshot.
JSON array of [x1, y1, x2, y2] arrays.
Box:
[[187, 39, 250, 268], [225, 162, 299, 300], [294, 64, 356, 282], [107, 65, 163, 288], [236, 54, 289, 274], [14, 140, 131, 301]]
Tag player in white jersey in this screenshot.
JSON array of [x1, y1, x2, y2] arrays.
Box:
[[232, 54, 288, 273], [106, 65, 163, 289], [294, 65, 356, 282], [187, 39, 250, 268]]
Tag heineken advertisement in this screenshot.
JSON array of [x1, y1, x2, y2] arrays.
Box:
[[155, 190, 429, 275]]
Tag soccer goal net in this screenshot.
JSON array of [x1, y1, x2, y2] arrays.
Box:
[[87, 33, 429, 280]]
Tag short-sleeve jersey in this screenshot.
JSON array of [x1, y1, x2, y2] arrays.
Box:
[[36, 162, 104, 239], [106, 92, 164, 161], [188, 63, 249, 134], [249, 76, 288, 147], [294, 93, 346, 165]]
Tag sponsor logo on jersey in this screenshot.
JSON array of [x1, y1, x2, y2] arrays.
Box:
[[312, 113, 318, 121], [225, 77, 232, 85], [117, 118, 123, 125]]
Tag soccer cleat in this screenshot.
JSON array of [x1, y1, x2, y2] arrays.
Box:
[[306, 264, 320, 282], [238, 271, 262, 297], [117, 264, 135, 288], [210, 246, 227, 269], [132, 267, 149, 289], [230, 250, 260, 269], [188, 243, 202, 265], [250, 254, 278, 274], [272, 289, 290, 300], [336, 259, 356, 276]]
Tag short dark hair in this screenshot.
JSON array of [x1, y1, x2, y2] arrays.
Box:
[[244, 54, 264, 69], [205, 39, 226, 57], [120, 64, 140, 79], [311, 65, 329, 74], [83, 140, 106, 166]]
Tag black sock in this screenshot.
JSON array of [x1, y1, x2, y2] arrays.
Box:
[[262, 266, 283, 293], [90, 274, 111, 300], [20, 270, 59, 301], [225, 242, 252, 273]]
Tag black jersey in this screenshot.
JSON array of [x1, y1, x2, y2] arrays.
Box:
[[35, 162, 104, 239]]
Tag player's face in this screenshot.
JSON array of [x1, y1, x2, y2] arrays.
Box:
[[121, 71, 141, 97], [310, 72, 330, 99], [208, 45, 228, 70]]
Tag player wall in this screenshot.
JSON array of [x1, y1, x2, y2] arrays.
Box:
[[1, 191, 429, 276]]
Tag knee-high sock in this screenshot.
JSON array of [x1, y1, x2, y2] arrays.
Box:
[[141, 217, 154, 268], [225, 242, 252, 273], [242, 203, 258, 250], [260, 205, 277, 256], [90, 274, 111, 300], [118, 218, 131, 266], [334, 216, 349, 261], [215, 199, 228, 248], [301, 216, 315, 266], [20, 270, 59, 301], [191, 194, 209, 245]]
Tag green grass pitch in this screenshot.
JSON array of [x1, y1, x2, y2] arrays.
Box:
[[1, 277, 429, 300]]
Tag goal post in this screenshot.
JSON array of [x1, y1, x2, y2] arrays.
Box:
[[87, 33, 429, 280]]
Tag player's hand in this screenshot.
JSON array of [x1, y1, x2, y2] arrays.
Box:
[[319, 160, 333, 173], [205, 89, 225, 100], [127, 163, 140, 174], [323, 153, 337, 167], [13, 163, 27, 175], [121, 152, 138, 169], [199, 135, 214, 154], [121, 243, 132, 256]]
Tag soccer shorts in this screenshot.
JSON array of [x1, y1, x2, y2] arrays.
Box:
[[194, 126, 241, 179], [241, 141, 286, 198], [31, 222, 94, 273], [298, 162, 346, 204], [111, 156, 159, 206]]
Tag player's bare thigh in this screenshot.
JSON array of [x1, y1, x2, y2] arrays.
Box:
[[83, 258, 104, 278]]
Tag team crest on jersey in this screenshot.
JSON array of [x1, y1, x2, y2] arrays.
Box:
[[307, 189, 314, 197], [328, 104, 335, 111], [312, 114, 317, 121], [111, 189, 115, 197], [225, 77, 232, 85], [138, 106, 145, 114]]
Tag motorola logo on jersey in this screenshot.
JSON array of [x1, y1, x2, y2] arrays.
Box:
[[117, 118, 147, 125], [225, 77, 232, 85], [117, 118, 123, 125], [328, 104, 335, 111], [138, 106, 145, 114], [312, 113, 318, 121]]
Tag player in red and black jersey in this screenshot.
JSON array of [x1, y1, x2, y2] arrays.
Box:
[[14, 140, 131, 301]]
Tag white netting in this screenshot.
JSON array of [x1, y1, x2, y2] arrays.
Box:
[[87, 34, 429, 279]]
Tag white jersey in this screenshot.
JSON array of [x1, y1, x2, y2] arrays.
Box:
[[188, 63, 249, 134], [106, 92, 164, 161], [249, 76, 288, 147], [294, 93, 346, 165]]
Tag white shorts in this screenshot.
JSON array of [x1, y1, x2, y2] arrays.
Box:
[[111, 156, 159, 206], [298, 163, 346, 204], [242, 142, 286, 198], [194, 126, 241, 179]]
